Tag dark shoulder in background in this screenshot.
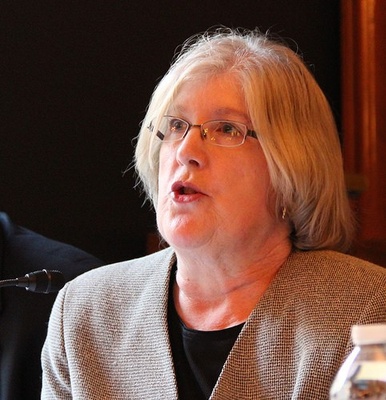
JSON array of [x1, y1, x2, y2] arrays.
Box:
[[0, 212, 104, 400]]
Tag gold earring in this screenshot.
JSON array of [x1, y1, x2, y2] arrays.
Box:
[[281, 207, 287, 220]]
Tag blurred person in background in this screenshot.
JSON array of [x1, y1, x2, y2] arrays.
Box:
[[0, 211, 103, 400]]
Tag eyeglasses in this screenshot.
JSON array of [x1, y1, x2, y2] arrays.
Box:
[[152, 115, 258, 147]]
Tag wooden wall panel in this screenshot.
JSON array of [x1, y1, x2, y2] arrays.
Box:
[[341, 0, 386, 265]]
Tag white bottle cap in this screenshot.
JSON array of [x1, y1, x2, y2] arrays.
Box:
[[352, 324, 386, 345]]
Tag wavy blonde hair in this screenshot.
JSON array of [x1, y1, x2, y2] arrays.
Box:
[[134, 27, 355, 252]]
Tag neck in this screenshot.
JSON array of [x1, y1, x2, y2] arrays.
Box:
[[173, 239, 291, 330]]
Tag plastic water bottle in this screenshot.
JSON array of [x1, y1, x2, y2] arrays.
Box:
[[330, 324, 386, 399]]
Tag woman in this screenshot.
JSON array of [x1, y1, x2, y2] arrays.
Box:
[[41, 28, 386, 399]]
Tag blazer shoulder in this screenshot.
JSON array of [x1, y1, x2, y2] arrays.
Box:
[[290, 250, 386, 273], [286, 250, 386, 295], [68, 247, 175, 287]]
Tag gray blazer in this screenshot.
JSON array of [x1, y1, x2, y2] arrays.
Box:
[[41, 248, 386, 399]]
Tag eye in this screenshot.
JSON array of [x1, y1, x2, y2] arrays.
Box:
[[169, 118, 187, 134], [218, 122, 241, 137]]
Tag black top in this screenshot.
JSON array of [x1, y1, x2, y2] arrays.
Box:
[[168, 269, 244, 399]]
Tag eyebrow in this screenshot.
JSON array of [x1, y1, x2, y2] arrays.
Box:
[[168, 105, 250, 123]]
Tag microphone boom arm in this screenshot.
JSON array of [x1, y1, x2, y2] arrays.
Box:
[[0, 278, 18, 288], [0, 269, 65, 293]]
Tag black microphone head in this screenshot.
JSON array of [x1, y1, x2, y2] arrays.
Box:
[[24, 269, 66, 293]]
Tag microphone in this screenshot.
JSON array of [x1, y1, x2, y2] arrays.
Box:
[[0, 269, 66, 293]]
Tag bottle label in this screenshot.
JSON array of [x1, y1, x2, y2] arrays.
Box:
[[355, 361, 386, 381]]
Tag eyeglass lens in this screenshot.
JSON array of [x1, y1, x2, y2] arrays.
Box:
[[158, 116, 250, 147]]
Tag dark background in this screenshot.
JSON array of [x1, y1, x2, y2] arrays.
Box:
[[0, 0, 341, 264]]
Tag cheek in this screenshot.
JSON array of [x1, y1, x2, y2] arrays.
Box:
[[235, 157, 271, 206], [157, 146, 176, 208], [157, 147, 171, 189], [158, 143, 176, 166]]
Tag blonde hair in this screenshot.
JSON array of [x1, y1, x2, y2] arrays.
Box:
[[134, 27, 355, 252]]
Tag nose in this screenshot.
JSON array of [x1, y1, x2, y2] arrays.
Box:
[[176, 125, 207, 167]]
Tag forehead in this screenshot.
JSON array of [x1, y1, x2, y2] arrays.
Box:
[[168, 74, 250, 122]]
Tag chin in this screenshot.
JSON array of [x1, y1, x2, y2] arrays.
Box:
[[166, 234, 206, 251]]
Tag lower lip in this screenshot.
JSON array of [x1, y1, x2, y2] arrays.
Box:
[[171, 191, 203, 203]]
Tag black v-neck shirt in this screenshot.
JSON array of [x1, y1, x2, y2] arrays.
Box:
[[168, 269, 244, 399]]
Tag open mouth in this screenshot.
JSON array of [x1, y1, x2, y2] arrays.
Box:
[[179, 186, 197, 195], [172, 182, 199, 196]]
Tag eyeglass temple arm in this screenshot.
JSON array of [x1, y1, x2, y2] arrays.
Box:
[[247, 130, 258, 139], [147, 121, 165, 141], [156, 131, 165, 140]]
